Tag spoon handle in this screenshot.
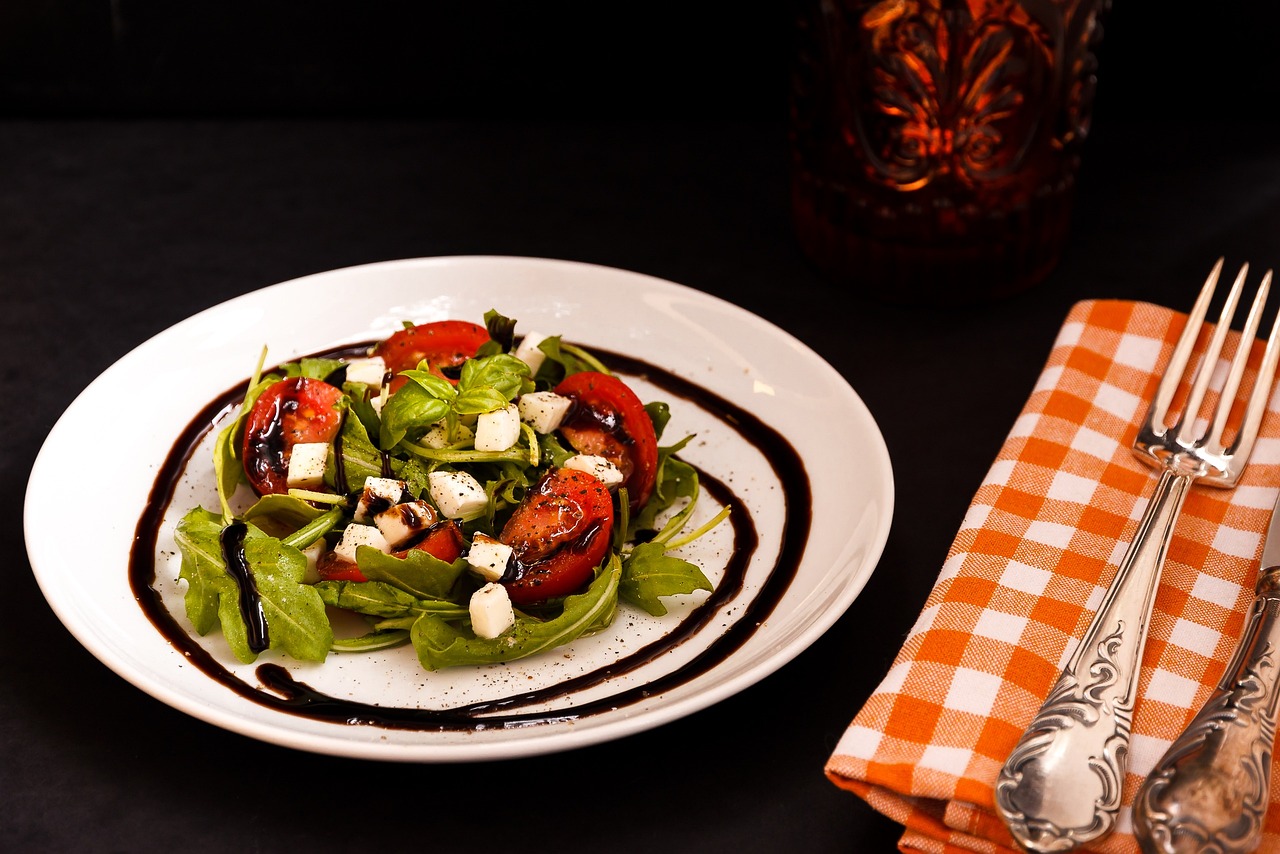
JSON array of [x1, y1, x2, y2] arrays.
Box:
[[1133, 567, 1280, 854]]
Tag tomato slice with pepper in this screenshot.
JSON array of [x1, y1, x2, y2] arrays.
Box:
[[373, 320, 489, 392], [499, 467, 615, 606], [554, 371, 658, 509], [241, 376, 345, 496], [316, 520, 464, 582]]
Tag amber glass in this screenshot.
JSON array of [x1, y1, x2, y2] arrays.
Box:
[[789, 0, 1107, 303]]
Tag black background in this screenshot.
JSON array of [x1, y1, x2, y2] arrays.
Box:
[[1, 2, 1275, 123], [5, 3, 1280, 853]]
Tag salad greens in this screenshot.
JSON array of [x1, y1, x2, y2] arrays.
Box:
[[173, 310, 728, 670]]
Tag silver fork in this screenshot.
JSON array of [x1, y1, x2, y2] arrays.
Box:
[[994, 259, 1280, 853]]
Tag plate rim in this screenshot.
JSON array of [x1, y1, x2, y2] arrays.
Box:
[[24, 254, 895, 762]]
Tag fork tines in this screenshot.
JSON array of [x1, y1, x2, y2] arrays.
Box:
[[1139, 257, 1280, 482]]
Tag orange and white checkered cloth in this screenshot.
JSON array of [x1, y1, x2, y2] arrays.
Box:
[[827, 299, 1280, 853]]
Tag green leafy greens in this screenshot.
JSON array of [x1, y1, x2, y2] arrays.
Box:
[[171, 309, 727, 672]]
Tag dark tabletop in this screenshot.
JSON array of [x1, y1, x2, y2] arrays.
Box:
[[4, 3, 1280, 852]]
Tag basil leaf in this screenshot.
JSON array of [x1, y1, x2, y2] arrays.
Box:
[[453, 386, 510, 415], [402, 370, 456, 399], [379, 382, 451, 449]]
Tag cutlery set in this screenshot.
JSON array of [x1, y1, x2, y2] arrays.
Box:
[[993, 259, 1280, 854]]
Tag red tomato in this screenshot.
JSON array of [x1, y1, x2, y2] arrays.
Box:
[[554, 371, 658, 509], [316, 520, 465, 582], [241, 377, 345, 496], [400, 520, 465, 563], [373, 320, 489, 392], [499, 467, 614, 606]]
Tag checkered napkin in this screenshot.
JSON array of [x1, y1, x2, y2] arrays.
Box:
[[827, 299, 1280, 853]]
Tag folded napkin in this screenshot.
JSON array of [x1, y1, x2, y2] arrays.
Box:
[[827, 299, 1280, 853]]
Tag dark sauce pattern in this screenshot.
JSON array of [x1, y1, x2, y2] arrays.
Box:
[[129, 344, 812, 731]]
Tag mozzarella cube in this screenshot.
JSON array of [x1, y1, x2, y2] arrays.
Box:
[[469, 583, 515, 639], [354, 477, 409, 522], [475, 404, 521, 452], [563, 454, 625, 488], [334, 523, 390, 562], [514, 331, 549, 374], [419, 419, 474, 449], [467, 533, 513, 582], [286, 442, 329, 490], [428, 470, 488, 519], [374, 500, 438, 549], [345, 356, 387, 387], [300, 539, 325, 584], [517, 391, 573, 434]]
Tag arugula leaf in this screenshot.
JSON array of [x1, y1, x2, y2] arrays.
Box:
[[212, 372, 278, 518], [632, 441, 698, 535], [174, 509, 333, 663], [534, 336, 611, 378], [354, 546, 467, 600], [243, 493, 328, 533], [410, 556, 621, 670], [619, 541, 713, 616], [329, 402, 394, 490], [483, 309, 516, 353], [287, 357, 345, 380], [315, 580, 467, 619]]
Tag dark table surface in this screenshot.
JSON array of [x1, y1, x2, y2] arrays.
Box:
[[6, 66, 1280, 854]]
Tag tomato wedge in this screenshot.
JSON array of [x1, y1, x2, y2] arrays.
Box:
[[500, 467, 614, 606], [316, 520, 464, 582], [554, 371, 658, 509], [241, 377, 345, 496], [373, 320, 489, 392]]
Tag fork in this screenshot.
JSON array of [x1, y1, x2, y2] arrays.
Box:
[[994, 258, 1280, 853]]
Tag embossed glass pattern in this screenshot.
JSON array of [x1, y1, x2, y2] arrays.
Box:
[[789, 0, 1107, 302]]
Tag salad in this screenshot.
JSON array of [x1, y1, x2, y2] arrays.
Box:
[[174, 310, 728, 671]]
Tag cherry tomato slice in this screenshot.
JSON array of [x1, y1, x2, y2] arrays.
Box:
[[315, 519, 465, 582], [500, 467, 614, 606], [241, 377, 345, 496], [400, 520, 465, 563], [373, 320, 489, 392], [554, 371, 658, 509]]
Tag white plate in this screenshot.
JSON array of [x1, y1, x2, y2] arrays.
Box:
[[24, 256, 893, 762]]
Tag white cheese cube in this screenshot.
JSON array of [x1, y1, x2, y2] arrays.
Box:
[[428, 470, 488, 519], [334, 524, 390, 562], [474, 404, 521, 452], [517, 391, 573, 434], [467, 533, 513, 582], [345, 356, 387, 387], [286, 442, 329, 490], [353, 477, 408, 522], [419, 419, 474, 449], [469, 583, 515, 639], [563, 454, 625, 488], [514, 331, 549, 374], [300, 539, 325, 584], [374, 500, 438, 549]]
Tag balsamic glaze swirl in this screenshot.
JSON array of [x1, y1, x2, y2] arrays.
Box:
[[129, 345, 811, 731]]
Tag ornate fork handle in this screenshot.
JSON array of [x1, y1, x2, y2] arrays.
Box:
[[1132, 568, 1280, 854], [995, 468, 1194, 852]]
